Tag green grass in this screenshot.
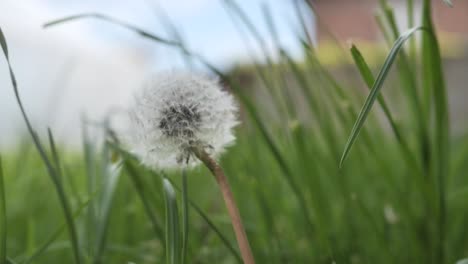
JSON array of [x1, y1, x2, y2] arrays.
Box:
[[1, 0, 468, 263]]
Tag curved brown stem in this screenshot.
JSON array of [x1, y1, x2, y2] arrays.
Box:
[[191, 147, 255, 264]]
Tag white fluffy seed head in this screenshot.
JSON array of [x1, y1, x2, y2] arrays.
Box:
[[127, 72, 239, 169]]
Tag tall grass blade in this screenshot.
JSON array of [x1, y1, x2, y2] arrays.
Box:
[[94, 143, 122, 264], [181, 170, 189, 264], [0, 27, 82, 264], [163, 179, 181, 264], [350, 44, 419, 169], [339, 26, 424, 167], [422, 0, 449, 262], [81, 120, 97, 258], [0, 157, 6, 264]]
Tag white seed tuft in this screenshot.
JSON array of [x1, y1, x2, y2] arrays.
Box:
[[127, 72, 239, 169]]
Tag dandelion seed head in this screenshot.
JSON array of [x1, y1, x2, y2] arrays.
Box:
[[127, 72, 238, 169]]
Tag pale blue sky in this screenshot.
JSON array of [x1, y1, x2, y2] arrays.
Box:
[[0, 0, 315, 146], [42, 0, 312, 69]]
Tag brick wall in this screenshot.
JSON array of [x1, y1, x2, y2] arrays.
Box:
[[312, 0, 468, 43]]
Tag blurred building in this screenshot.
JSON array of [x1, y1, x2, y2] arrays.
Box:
[[312, 0, 468, 43], [309, 0, 468, 134]]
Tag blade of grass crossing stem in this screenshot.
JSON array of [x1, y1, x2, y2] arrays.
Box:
[[163, 179, 181, 264], [340, 26, 424, 167], [0, 157, 6, 264], [114, 150, 242, 264], [0, 27, 82, 264], [160, 176, 242, 263], [181, 170, 189, 264]]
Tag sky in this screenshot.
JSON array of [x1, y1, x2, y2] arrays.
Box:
[[0, 0, 314, 147]]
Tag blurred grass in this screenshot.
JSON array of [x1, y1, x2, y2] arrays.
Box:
[[1, 0, 468, 263]]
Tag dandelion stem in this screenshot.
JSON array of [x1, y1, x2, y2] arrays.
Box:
[[191, 147, 255, 264]]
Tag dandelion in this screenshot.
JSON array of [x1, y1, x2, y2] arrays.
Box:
[[128, 72, 238, 169], [127, 72, 255, 264]]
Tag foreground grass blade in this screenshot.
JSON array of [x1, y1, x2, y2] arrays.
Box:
[[339, 26, 424, 167], [0, 157, 6, 264], [422, 1, 449, 262], [181, 170, 189, 264], [163, 179, 181, 264], [349, 44, 421, 170], [0, 27, 82, 264]]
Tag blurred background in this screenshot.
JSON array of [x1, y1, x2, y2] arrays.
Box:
[[0, 0, 302, 147], [1, 0, 467, 147]]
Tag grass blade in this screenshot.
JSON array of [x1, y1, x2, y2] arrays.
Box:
[[191, 203, 242, 263], [349, 44, 421, 170], [163, 179, 181, 264], [339, 26, 424, 167], [0, 27, 82, 264], [163, 177, 243, 263], [422, 1, 449, 262], [0, 156, 6, 264], [44, 13, 180, 47], [181, 170, 189, 264], [94, 144, 122, 264]]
